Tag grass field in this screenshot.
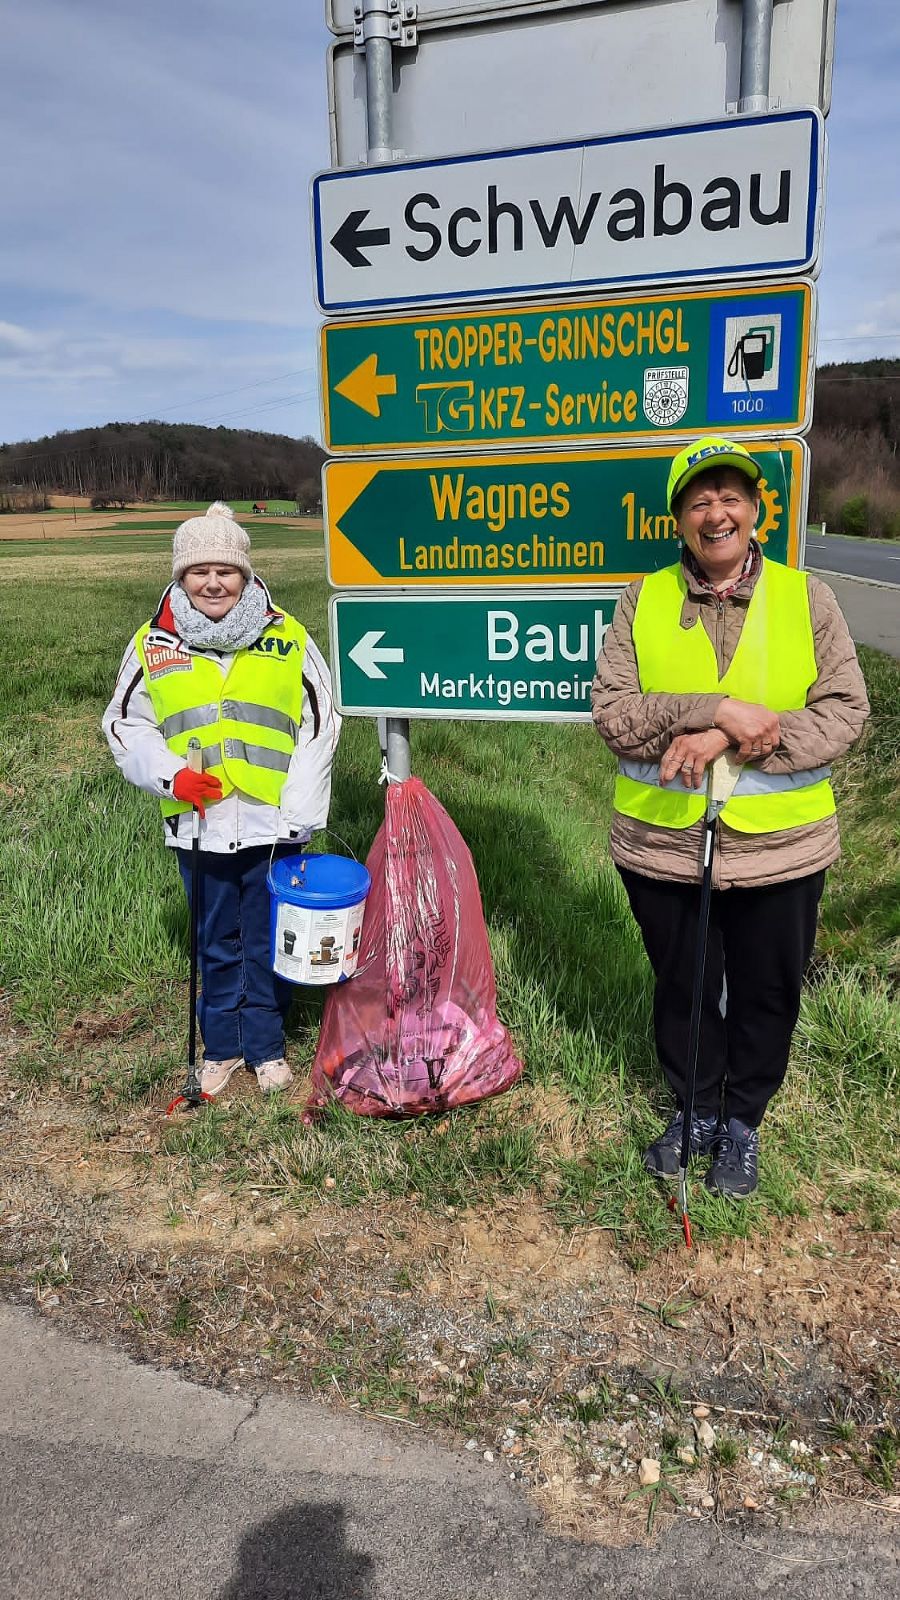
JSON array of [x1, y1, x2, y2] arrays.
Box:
[[0, 524, 322, 560], [0, 531, 897, 1246], [1, 530, 897, 1529]]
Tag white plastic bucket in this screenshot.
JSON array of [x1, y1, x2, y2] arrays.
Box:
[[267, 851, 370, 987]]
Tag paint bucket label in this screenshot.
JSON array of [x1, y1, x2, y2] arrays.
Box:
[[273, 899, 367, 985]]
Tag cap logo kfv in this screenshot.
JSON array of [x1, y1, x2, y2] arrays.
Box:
[[686, 443, 731, 469]]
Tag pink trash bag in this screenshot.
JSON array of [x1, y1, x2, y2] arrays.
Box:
[[305, 776, 522, 1117]]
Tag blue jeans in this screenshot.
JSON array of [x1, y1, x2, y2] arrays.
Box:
[[177, 845, 293, 1067]]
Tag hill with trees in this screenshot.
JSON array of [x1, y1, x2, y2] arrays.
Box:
[[0, 422, 325, 513], [1, 360, 899, 535], [809, 358, 900, 537]]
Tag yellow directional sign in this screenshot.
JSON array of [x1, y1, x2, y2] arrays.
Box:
[[323, 441, 807, 588], [321, 283, 814, 453], [334, 353, 398, 419]]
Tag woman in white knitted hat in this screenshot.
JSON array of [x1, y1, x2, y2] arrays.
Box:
[[103, 502, 341, 1096]]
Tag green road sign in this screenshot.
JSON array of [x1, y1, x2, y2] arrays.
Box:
[[321, 282, 814, 453], [324, 440, 807, 588], [329, 590, 621, 721]]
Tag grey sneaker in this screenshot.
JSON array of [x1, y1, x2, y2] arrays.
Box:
[[705, 1116, 760, 1198], [198, 1057, 244, 1096], [642, 1110, 720, 1178], [255, 1058, 294, 1094]]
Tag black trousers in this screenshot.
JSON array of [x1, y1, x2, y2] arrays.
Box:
[[618, 866, 826, 1127]]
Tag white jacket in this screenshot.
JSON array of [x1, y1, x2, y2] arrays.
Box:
[[103, 587, 341, 854]]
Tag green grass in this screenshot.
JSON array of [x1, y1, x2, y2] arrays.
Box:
[[0, 549, 897, 1245], [0, 526, 323, 559]]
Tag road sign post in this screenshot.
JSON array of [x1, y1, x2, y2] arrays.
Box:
[[329, 590, 621, 720], [326, 0, 837, 165], [315, 0, 825, 732], [321, 281, 814, 452], [323, 440, 807, 587], [312, 110, 823, 312]]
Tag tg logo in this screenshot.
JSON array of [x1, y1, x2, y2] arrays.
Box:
[[415, 380, 475, 435]]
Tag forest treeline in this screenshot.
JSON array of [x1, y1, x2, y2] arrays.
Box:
[[1, 360, 899, 535], [809, 359, 900, 536], [0, 422, 325, 513]]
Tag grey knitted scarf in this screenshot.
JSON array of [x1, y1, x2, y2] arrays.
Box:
[[169, 577, 269, 652]]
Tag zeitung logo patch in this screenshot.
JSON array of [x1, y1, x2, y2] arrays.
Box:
[[145, 641, 192, 678]]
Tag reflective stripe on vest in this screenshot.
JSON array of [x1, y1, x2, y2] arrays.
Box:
[[613, 560, 837, 835], [160, 700, 299, 743], [135, 613, 306, 815]]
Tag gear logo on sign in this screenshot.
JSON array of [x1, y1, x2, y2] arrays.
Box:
[[642, 367, 690, 428], [755, 479, 784, 544]]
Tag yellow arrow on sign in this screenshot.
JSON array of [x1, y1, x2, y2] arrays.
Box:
[[334, 353, 398, 418]]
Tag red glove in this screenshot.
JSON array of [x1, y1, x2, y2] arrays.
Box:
[[172, 767, 223, 818]]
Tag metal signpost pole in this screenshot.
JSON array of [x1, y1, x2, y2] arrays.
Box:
[[359, 0, 412, 783], [739, 0, 774, 112]]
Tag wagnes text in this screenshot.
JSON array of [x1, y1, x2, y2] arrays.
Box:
[[397, 472, 603, 575], [428, 470, 569, 533]]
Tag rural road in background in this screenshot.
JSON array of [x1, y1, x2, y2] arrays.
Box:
[[1, 1303, 896, 1600], [806, 534, 900, 586], [805, 534, 900, 659]]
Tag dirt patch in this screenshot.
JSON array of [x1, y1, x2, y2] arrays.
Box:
[[0, 507, 322, 542], [1, 1064, 896, 1547]]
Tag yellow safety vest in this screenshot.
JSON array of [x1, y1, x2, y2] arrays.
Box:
[[614, 560, 836, 834], [136, 611, 307, 816]]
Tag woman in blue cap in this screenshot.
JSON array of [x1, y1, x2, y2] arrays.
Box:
[[592, 437, 869, 1197]]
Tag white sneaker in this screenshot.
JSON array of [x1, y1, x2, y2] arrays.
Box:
[[198, 1057, 244, 1095], [255, 1059, 294, 1094]]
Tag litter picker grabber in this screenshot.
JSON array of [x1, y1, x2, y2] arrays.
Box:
[[667, 751, 742, 1247], [166, 738, 212, 1115]]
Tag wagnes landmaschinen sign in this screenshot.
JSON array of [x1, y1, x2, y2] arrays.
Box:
[[321, 281, 814, 452], [312, 109, 823, 312], [329, 590, 621, 721], [323, 439, 807, 587]]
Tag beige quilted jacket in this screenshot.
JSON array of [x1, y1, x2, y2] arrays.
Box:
[[591, 550, 870, 888]]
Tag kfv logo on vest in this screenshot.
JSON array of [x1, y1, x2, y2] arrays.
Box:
[[249, 637, 299, 658]]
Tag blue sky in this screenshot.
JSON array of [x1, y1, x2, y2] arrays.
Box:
[[2, 0, 897, 448]]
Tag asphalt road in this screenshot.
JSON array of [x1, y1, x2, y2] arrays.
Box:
[[2, 1303, 897, 1600], [806, 534, 900, 585]]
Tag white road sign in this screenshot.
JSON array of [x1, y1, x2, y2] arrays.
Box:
[[328, 0, 836, 164], [312, 110, 824, 314]]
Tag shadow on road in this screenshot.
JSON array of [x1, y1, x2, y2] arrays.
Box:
[[217, 1501, 375, 1599]]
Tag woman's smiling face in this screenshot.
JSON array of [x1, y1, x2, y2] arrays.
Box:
[[180, 564, 246, 619], [675, 468, 761, 585]]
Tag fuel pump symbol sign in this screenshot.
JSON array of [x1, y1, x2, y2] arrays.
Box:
[[728, 325, 776, 381], [723, 314, 782, 392], [705, 288, 809, 430]]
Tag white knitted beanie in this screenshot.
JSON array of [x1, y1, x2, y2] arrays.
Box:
[[172, 501, 252, 581]]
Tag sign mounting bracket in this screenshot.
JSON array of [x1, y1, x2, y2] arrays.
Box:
[[354, 0, 418, 53]]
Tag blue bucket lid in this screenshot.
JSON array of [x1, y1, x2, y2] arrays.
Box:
[[268, 852, 370, 909]]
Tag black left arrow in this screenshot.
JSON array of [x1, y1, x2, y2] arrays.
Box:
[[330, 209, 391, 268]]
